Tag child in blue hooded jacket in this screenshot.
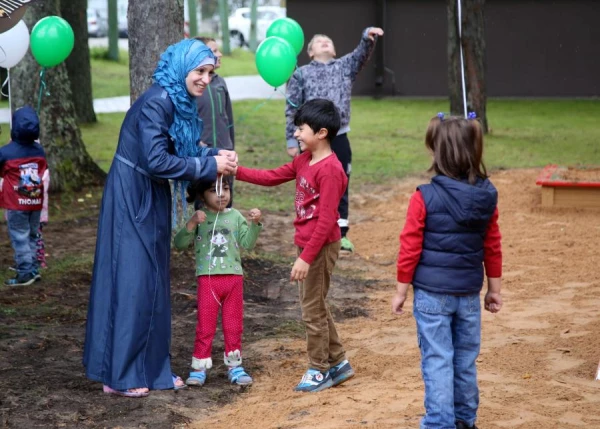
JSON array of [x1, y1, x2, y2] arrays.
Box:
[[0, 106, 46, 286], [392, 113, 503, 429]]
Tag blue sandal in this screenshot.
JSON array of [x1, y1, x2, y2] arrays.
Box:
[[185, 370, 207, 387], [172, 374, 187, 390], [228, 366, 253, 386]]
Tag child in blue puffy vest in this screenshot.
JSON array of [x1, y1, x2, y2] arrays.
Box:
[[392, 113, 503, 429]]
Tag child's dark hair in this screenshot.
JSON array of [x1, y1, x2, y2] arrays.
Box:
[[294, 99, 341, 141], [186, 176, 233, 205], [425, 115, 487, 185]]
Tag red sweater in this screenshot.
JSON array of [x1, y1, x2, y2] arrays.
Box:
[[397, 190, 502, 283], [236, 151, 347, 264]]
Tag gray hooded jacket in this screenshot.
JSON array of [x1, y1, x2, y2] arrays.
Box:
[[197, 73, 235, 150], [285, 28, 376, 149]]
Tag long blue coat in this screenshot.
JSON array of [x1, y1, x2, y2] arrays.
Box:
[[83, 84, 218, 390]]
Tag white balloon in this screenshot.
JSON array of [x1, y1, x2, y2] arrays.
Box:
[[0, 20, 30, 69]]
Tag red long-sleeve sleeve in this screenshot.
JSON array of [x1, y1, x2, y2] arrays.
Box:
[[483, 207, 502, 277], [396, 191, 426, 283], [237, 153, 346, 265]]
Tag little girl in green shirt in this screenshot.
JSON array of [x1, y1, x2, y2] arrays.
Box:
[[174, 176, 262, 387]]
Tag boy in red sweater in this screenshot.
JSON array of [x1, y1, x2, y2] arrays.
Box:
[[235, 99, 354, 392]]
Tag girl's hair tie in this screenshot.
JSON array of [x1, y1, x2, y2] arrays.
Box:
[[437, 112, 445, 121], [467, 111, 477, 120]]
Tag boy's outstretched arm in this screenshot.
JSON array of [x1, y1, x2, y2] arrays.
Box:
[[284, 69, 304, 157], [236, 162, 296, 187], [341, 27, 384, 81]]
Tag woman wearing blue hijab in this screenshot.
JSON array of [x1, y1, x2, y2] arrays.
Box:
[[83, 39, 238, 397]]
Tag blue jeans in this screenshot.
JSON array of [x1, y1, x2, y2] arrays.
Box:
[[6, 210, 41, 277], [413, 288, 481, 429]]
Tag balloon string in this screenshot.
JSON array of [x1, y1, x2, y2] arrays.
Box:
[[1, 75, 9, 98], [36, 68, 50, 114], [277, 87, 299, 108]]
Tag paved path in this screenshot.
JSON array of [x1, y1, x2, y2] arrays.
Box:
[[0, 75, 284, 122]]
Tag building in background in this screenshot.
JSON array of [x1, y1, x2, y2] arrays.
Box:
[[287, 0, 600, 97]]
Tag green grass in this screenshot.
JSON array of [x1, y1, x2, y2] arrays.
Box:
[[0, 47, 257, 104], [89, 47, 256, 99], [3, 98, 597, 213], [217, 48, 258, 77], [72, 98, 600, 211], [91, 48, 131, 99], [79, 112, 126, 171]]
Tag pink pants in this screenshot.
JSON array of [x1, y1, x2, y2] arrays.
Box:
[[193, 274, 244, 360]]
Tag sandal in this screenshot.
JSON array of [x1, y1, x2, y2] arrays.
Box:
[[172, 374, 187, 390], [103, 385, 149, 398], [186, 370, 207, 387]]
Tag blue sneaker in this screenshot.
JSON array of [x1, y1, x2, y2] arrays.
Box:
[[186, 370, 207, 386], [329, 359, 355, 387], [4, 273, 36, 287], [228, 366, 253, 386], [293, 369, 333, 392]]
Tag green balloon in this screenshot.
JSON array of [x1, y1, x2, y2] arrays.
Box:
[[30, 16, 75, 68], [255, 36, 297, 88], [266, 17, 304, 56]]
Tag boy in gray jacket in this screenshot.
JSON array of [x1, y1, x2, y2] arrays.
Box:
[[284, 27, 384, 253], [196, 37, 235, 206], [196, 37, 234, 151]]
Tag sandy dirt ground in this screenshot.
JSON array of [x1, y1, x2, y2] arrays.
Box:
[[189, 168, 600, 429]]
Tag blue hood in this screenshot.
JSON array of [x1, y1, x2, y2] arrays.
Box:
[[11, 106, 40, 144], [430, 175, 497, 228]]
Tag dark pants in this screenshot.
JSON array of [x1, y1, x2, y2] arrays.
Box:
[[331, 133, 351, 237]]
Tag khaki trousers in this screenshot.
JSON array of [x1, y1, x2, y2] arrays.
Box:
[[297, 240, 346, 372]]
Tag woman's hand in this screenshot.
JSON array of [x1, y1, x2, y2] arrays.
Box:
[[218, 149, 238, 164], [214, 155, 237, 175]]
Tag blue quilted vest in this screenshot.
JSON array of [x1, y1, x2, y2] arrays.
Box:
[[412, 175, 498, 295]]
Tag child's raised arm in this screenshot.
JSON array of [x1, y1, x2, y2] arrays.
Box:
[[236, 208, 262, 251], [340, 27, 384, 82]]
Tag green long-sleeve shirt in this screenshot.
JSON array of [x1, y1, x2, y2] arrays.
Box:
[[173, 208, 262, 276]]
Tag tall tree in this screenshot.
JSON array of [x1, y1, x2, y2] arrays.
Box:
[[447, 0, 488, 132], [11, 1, 106, 192], [128, 0, 184, 103], [60, 0, 97, 123]]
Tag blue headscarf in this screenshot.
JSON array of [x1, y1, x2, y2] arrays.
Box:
[[152, 39, 216, 226], [153, 39, 215, 158]]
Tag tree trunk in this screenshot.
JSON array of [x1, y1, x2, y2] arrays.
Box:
[[61, 0, 97, 123], [128, 0, 184, 103], [447, 0, 488, 133], [11, 1, 106, 192]]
